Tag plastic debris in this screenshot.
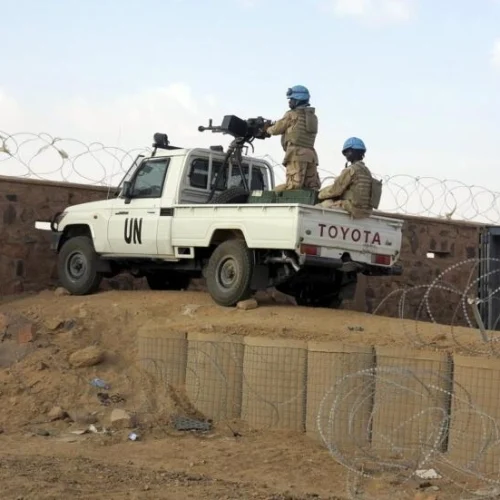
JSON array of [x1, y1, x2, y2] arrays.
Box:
[[415, 469, 442, 480], [70, 429, 88, 435], [90, 378, 110, 390], [172, 416, 212, 432], [348, 325, 364, 332], [128, 432, 139, 441]]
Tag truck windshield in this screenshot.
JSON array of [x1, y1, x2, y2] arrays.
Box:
[[117, 155, 145, 190]]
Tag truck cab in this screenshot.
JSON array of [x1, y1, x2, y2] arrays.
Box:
[[100, 147, 274, 256]]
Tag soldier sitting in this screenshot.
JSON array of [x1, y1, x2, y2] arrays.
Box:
[[316, 137, 382, 219]]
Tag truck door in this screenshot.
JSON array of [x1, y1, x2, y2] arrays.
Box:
[[107, 157, 170, 255]]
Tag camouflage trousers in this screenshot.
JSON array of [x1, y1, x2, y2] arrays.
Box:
[[316, 198, 372, 219], [316, 199, 344, 209], [274, 161, 320, 192]]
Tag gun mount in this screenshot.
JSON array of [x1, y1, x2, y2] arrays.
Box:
[[198, 115, 273, 200]]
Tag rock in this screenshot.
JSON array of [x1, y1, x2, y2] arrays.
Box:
[[34, 429, 50, 437], [15, 322, 37, 344], [268, 288, 297, 305], [37, 361, 49, 371], [110, 409, 137, 429], [69, 346, 104, 368], [181, 304, 201, 317], [54, 287, 70, 297], [63, 319, 76, 331], [43, 317, 64, 331], [48, 406, 67, 421], [236, 299, 258, 311], [67, 409, 98, 425]]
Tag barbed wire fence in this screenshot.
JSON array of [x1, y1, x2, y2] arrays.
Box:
[[2, 130, 500, 224]]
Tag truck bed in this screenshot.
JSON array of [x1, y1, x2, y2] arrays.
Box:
[[171, 203, 404, 266]]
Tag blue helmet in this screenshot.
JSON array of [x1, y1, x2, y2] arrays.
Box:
[[342, 137, 366, 153], [286, 85, 310, 102]]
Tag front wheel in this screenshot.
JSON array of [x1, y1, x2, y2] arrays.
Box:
[[57, 236, 102, 295], [205, 239, 254, 306]]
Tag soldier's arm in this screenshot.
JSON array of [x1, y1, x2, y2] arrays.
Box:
[[266, 112, 294, 136], [317, 167, 354, 200]]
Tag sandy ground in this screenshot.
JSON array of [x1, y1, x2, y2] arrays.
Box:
[[0, 288, 496, 499]]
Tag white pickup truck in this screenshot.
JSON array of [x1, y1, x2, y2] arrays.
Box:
[[35, 134, 404, 308]]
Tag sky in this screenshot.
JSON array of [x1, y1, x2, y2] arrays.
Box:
[[1, 0, 500, 198]]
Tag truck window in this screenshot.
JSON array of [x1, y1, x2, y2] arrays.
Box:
[[189, 159, 210, 189], [188, 158, 268, 191], [130, 158, 170, 198]]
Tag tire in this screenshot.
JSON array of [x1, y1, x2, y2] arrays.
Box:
[[211, 187, 249, 204], [57, 236, 102, 295], [146, 272, 191, 291], [205, 239, 254, 306]]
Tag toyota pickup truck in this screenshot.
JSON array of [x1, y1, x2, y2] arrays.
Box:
[[35, 134, 404, 308]]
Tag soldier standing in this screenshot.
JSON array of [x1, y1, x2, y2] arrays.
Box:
[[265, 85, 320, 192]]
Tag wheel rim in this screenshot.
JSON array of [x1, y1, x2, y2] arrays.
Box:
[[216, 257, 239, 290], [66, 251, 87, 281]]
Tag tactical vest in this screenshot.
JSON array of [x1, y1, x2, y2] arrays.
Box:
[[343, 161, 373, 209], [281, 107, 317, 150]]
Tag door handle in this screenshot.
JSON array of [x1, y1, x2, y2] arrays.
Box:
[[115, 211, 129, 215], [147, 211, 155, 214]]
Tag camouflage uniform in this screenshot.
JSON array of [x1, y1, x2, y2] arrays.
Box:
[[316, 160, 373, 219], [266, 106, 320, 192]]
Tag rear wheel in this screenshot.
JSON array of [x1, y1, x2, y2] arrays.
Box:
[[57, 236, 102, 295], [146, 272, 191, 291], [205, 239, 254, 306]]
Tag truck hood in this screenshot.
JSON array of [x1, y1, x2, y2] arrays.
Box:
[[65, 199, 114, 212]]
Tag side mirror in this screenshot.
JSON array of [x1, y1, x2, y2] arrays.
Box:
[[122, 180, 132, 199]]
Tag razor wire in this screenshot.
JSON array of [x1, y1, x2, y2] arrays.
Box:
[[2, 130, 500, 224], [372, 257, 500, 357]]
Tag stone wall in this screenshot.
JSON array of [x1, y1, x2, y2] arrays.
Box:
[[0, 176, 484, 325], [0, 176, 140, 296], [348, 214, 482, 325]]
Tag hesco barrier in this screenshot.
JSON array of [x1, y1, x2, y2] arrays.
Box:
[[371, 347, 453, 460], [447, 355, 500, 475], [185, 332, 245, 422], [137, 331, 500, 476]]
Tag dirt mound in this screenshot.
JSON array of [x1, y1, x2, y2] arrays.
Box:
[[0, 288, 488, 499], [0, 287, 491, 432]]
